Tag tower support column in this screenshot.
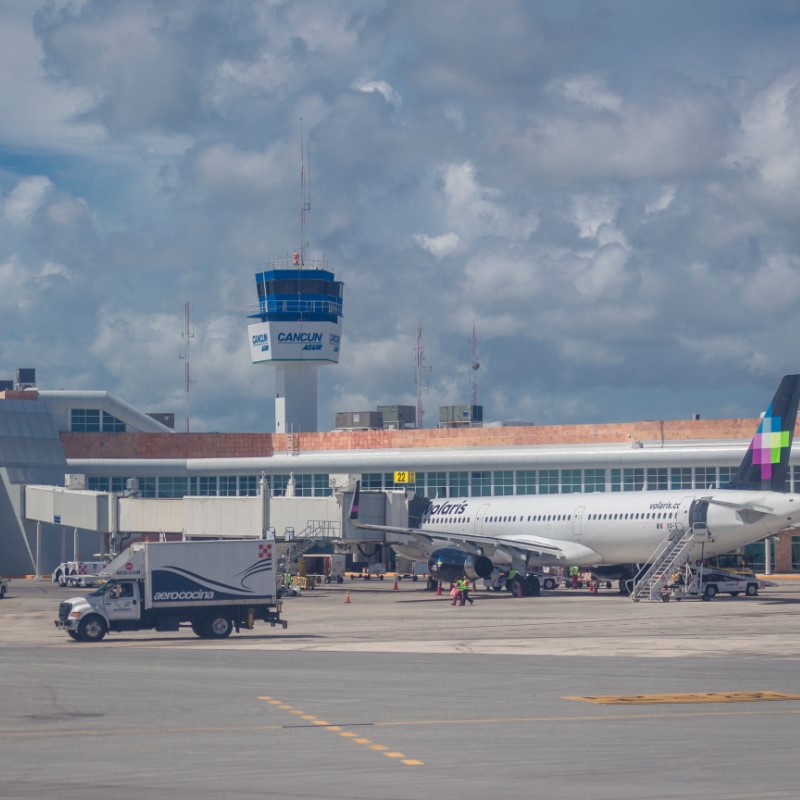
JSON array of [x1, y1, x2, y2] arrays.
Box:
[[275, 365, 319, 433]]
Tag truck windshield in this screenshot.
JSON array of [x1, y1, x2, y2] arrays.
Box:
[[89, 582, 113, 597]]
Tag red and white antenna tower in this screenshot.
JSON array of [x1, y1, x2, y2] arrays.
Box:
[[470, 320, 480, 407], [415, 320, 432, 428], [298, 118, 311, 267], [179, 301, 195, 433]]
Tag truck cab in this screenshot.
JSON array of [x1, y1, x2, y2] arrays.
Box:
[[57, 579, 143, 641]]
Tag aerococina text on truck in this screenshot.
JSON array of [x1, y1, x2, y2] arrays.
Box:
[[54, 540, 287, 642]]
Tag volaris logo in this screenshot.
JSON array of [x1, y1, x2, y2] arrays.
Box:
[[751, 404, 791, 479]]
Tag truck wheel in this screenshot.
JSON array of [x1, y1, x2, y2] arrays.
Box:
[[191, 621, 207, 638], [324, 576, 331, 584], [55, 571, 67, 587], [337, 576, 344, 584], [510, 577, 525, 598], [67, 630, 80, 641], [746, 583, 758, 597], [77, 616, 107, 642], [204, 614, 233, 639], [524, 575, 541, 596], [704, 584, 718, 600]]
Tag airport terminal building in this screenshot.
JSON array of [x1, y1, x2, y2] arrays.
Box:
[[2, 386, 800, 575]]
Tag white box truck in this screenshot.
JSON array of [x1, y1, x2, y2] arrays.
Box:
[[54, 540, 286, 642]]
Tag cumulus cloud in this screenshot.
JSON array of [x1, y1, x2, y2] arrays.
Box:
[[4, 176, 54, 226], [413, 232, 461, 257], [549, 72, 622, 113], [352, 79, 402, 108]]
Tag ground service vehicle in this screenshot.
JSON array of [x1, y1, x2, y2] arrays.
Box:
[[301, 553, 346, 584], [52, 560, 108, 588], [55, 540, 286, 642], [670, 566, 773, 601]]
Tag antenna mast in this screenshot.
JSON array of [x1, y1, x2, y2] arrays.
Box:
[[470, 320, 480, 407], [415, 320, 432, 428], [299, 118, 311, 267], [179, 301, 195, 433]]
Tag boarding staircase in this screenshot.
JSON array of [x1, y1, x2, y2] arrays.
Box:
[[279, 521, 342, 570], [630, 522, 712, 602]]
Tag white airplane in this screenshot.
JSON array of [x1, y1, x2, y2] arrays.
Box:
[[349, 375, 800, 596]]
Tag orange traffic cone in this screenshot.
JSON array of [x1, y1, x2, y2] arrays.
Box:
[[393, 577, 399, 590], [345, 590, 351, 604], [436, 582, 442, 596]]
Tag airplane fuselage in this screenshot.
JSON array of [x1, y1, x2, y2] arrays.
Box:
[[388, 489, 800, 569]]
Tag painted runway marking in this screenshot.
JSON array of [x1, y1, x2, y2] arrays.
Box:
[[257, 696, 424, 767], [564, 691, 800, 705]]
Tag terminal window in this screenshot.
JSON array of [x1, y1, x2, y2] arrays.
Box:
[[218, 476, 237, 496], [538, 470, 558, 495], [695, 466, 717, 489], [471, 471, 492, 497], [240, 475, 259, 496], [671, 468, 693, 490], [494, 471, 514, 496], [448, 472, 468, 497], [584, 469, 605, 493], [515, 470, 536, 495], [426, 472, 447, 499], [561, 469, 581, 494], [70, 409, 126, 432]]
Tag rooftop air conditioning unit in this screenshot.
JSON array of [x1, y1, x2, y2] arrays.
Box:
[[15, 367, 36, 390], [329, 473, 359, 491], [65, 474, 86, 490]]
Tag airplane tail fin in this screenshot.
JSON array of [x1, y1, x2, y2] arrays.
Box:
[[724, 374, 800, 492]]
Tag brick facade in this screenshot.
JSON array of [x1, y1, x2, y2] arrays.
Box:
[[61, 417, 765, 459]]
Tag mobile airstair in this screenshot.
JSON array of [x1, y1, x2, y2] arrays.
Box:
[[630, 522, 712, 602]]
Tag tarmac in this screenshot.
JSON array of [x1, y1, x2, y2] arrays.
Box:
[[4, 577, 800, 799], [4, 573, 800, 656]]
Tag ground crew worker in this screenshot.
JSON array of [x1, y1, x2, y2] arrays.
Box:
[[451, 580, 461, 606], [284, 571, 292, 590], [569, 565, 580, 589], [460, 576, 473, 605]]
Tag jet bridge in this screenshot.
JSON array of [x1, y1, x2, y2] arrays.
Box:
[[22, 479, 409, 576]]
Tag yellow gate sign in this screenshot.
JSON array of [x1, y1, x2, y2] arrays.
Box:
[[394, 471, 416, 484]]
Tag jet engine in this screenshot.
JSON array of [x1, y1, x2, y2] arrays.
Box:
[[428, 548, 493, 584]]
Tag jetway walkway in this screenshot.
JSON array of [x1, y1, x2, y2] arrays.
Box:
[[22, 481, 406, 577]]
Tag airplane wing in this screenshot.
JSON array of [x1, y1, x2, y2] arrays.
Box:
[[705, 496, 776, 515], [348, 483, 600, 562]]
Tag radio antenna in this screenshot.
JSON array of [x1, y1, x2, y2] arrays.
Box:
[[299, 119, 311, 267], [470, 319, 480, 407]]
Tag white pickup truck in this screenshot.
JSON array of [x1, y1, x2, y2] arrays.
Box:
[[670, 566, 775, 600]]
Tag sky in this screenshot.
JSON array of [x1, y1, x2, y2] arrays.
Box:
[[2, 0, 800, 433]]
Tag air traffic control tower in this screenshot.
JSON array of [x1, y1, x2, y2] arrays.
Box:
[[247, 253, 344, 433]]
